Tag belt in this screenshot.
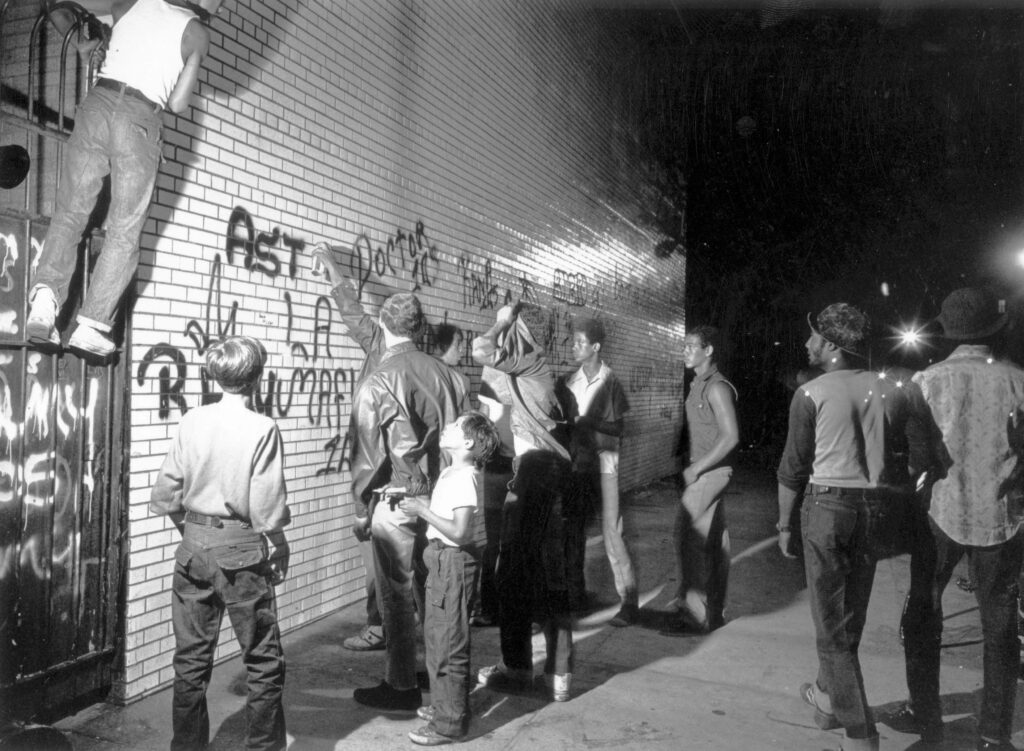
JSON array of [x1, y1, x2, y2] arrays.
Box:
[[94, 78, 161, 110], [185, 510, 250, 528], [809, 485, 895, 500]]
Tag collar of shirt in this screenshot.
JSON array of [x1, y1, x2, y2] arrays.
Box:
[[947, 343, 994, 362], [568, 361, 610, 389], [692, 364, 720, 388], [381, 340, 418, 361]]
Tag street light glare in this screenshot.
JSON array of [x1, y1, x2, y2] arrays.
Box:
[[900, 328, 921, 346], [1017, 249, 1024, 269]]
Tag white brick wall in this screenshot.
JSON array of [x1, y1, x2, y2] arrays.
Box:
[[121, 0, 687, 701]]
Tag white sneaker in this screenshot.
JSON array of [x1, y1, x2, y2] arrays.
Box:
[[26, 285, 59, 345], [68, 319, 116, 357], [543, 672, 571, 702]]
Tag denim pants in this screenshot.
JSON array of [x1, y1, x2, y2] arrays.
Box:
[[171, 524, 286, 751], [676, 466, 732, 627], [359, 537, 382, 629], [34, 85, 162, 328], [902, 515, 1023, 742], [423, 540, 478, 738], [801, 489, 891, 741], [371, 498, 427, 691]]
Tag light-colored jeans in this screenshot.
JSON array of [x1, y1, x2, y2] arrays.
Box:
[[34, 85, 162, 328], [598, 473, 636, 603], [371, 498, 427, 691], [675, 466, 732, 627]]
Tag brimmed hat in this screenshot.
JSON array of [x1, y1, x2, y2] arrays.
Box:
[[935, 287, 1006, 340], [808, 302, 869, 358]]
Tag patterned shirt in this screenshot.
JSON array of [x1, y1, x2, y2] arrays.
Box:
[[913, 345, 1024, 546]]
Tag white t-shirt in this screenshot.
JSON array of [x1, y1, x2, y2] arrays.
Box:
[[427, 465, 484, 548]]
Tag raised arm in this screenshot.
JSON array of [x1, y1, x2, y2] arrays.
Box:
[[471, 304, 515, 367], [311, 241, 382, 356]]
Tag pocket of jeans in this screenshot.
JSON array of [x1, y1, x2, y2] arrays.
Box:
[[126, 116, 164, 166], [174, 544, 193, 574], [804, 498, 854, 548], [213, 537, 267, 570]]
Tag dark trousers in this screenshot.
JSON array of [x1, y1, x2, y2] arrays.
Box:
[[496, 450, 574, 676], [423, 541, 479, 738], [902, 515, 1024, 742], [565, 472, 596, 610], [171, 530, 286, 751], [802, 490, 890, 741], [477, 465, 512, 619]]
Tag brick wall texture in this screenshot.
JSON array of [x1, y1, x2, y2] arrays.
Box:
[[108, 0, 688, 700]]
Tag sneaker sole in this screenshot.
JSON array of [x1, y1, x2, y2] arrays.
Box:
[[26, 322, 59, 346], [67, 339, 117, 359], [342, 641, 385, 651]]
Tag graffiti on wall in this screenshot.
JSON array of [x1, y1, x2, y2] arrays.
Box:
[[137, 205, 686, 479]]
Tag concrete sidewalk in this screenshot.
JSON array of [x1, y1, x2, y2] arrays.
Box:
[[54, 467, 1007, 751]]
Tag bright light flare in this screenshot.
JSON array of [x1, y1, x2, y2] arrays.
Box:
[[1017, 249, 1024, 269], [899, 328, 923, 347]]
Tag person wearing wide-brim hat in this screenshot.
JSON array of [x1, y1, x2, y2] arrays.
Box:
[[904, 286, 1024, 751]]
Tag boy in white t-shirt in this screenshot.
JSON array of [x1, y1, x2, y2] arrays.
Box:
[[398, 411, 500, 745]]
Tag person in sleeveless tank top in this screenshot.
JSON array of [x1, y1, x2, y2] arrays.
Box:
[[662, 324, 739, 636], [27, 0, 224, 358]]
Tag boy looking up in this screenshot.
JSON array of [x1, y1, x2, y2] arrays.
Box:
[[398, 412, 500, 746]]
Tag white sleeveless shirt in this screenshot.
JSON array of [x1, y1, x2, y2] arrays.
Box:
[[100, 0, 196, 108]]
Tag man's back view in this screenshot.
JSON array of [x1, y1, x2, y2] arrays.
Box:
[[349, 292, 464, 711], [904, 287, 1024, 751]]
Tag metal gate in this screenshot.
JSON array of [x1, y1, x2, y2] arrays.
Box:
[[0, 2, 127, 722]]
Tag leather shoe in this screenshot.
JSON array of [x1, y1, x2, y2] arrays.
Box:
[[883, 702, 943, 742], [353, 680, 421, 711], [659, 610, 710, 637], [609, 603, 638, 627]]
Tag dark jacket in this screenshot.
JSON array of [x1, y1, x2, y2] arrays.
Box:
[[350, 341, 465, 507], [555, 366, 630, 473]]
